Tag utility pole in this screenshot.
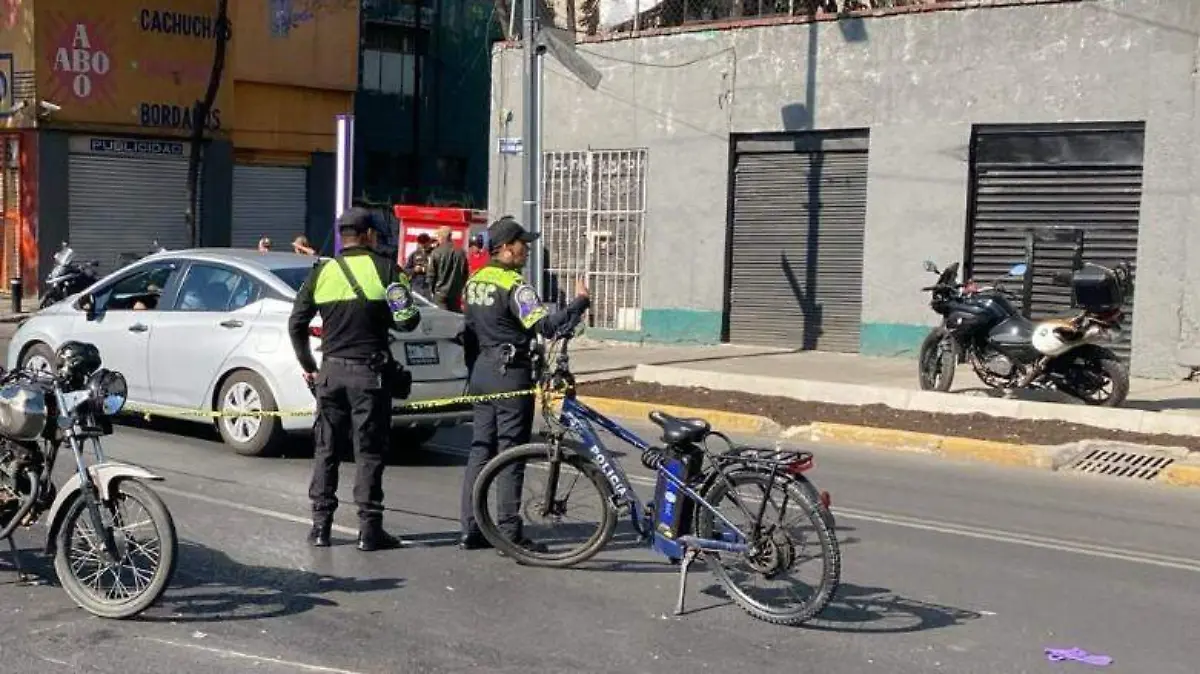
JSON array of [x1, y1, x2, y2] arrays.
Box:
[[521, 0, 543, 293]]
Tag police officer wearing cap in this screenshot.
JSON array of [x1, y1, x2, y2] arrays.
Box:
[[458, 216, 591, 553], [288, 207, 421, 552]]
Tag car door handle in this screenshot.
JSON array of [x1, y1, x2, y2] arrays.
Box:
[[219, 319, 244, 329], [128, 323, 148, 333]]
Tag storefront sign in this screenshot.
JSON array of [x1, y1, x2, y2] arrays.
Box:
[[138, 102, 221, 131], [36, 1, 233, 134], [138, 9, 221, 39], [72, 135, 190, 157], [49, 21, 114, 102], [0, 53, 11, 116]]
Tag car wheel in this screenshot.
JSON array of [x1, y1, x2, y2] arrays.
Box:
[[20, 342, 56, 374], [391, 426, 439, 450], [216, 370, 286, 457]]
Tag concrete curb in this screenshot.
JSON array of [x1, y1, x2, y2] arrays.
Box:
[[802, 422, 1058, 469], [574, 393, 1200, 489], [575, 395, 782, 436], [635, 364, 1200, 438]]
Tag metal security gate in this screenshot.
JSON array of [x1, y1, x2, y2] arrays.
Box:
[[231, 164, 308, 249], [725, 132, 869, 352], [541, 149, 647, 330], [966, 124, 1145, 363], [68, 136, 199, 275]]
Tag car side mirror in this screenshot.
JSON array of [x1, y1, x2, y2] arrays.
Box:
[[78, 293, 97, 321], [923, 260, 939, 273]]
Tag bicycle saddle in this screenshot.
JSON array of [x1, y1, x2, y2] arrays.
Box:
[[648, 410, 711, 445]]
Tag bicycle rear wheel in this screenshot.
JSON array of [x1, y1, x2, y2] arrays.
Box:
[[697, 469, 841, 626], [472, 442, 618, 568]]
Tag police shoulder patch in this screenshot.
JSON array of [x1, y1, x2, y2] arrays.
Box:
[[514, 284, 541, 316]]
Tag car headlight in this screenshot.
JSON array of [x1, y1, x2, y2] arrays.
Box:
[[87, 368, 127, 416]]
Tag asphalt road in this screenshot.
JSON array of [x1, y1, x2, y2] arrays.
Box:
[[0, 412, 1196, 674]]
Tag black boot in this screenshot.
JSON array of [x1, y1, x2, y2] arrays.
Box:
[[308, 518, 332, 548], [496, 536, 548, 557], [458, 531, 493, 551], [357, 523, 403, 552]]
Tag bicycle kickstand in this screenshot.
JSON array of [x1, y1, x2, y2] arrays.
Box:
[[674, 547, 700, 616]]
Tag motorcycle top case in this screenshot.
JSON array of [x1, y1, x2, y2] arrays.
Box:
[[1070, 264, 1124, 312]]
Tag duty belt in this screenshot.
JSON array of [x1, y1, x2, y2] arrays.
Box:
[[478, 343, 533, 374]]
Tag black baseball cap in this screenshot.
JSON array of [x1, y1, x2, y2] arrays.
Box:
[[337, 207, 383, 234], [487, 216, 539, 251]]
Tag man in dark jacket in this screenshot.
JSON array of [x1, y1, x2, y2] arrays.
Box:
[[288, 207, 421, 552], [427, 225, 469, 312]]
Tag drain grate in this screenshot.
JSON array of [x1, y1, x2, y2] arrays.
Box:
[[1064, 448, 1176, 480]]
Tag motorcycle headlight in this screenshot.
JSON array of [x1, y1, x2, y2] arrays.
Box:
[[87, 369, 127, 416]]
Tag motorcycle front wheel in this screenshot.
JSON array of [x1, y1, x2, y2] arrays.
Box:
[[918, 328, 959, 392], [54, 478, 178, 619]]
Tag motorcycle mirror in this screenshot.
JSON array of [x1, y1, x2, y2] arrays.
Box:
[[923, 260, 939, 273], [1008, 263, 1028, 277]]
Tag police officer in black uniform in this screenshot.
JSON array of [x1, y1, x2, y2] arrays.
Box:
[[288, 207, 421, 552], [458, 216, 591, 552]]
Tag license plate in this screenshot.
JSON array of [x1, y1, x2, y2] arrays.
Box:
[[404, 341, 440, 366]]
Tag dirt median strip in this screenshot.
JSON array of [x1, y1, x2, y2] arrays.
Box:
[[576, 378, 1200, 453]]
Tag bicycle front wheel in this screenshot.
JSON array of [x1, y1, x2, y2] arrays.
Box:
[[697, 470, 841, 626], [472, 442, 618, 568]]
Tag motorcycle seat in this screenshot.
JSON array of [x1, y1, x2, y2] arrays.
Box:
[[648, 410, 711, 445]]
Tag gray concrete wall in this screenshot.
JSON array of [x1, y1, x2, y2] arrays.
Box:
[[488, 0, 1200, 378]]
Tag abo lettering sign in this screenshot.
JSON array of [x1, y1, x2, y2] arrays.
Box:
[[49, 20, 114, 103]]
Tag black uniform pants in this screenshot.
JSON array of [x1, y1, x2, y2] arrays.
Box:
[[310, 357, 391, 527], [460, 355, 534, 540]]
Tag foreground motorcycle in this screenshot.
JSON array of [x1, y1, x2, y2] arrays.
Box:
[[917, 259, 1132, 407], [0, 341, 177, 618], [40, 243, 99, 309]]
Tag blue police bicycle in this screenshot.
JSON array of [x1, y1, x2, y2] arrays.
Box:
[[470, 327, 841, 626]]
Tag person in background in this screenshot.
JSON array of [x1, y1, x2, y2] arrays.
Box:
[[467, 234, 489, 276], [427, 225, 469, 313], [257, 237, 272, 253], [405, 233, 434, 296], [293, 235, 316, 256]]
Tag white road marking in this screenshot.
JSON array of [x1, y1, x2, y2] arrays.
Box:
[[142, 637, 366, 674], [153, 446, 1200, 575]]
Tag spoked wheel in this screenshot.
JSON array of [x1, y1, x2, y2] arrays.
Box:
[[917, 328, 958, 392], [696, 470, 840, 627], [1063, 353, 1129, 408], [55, 479, 178, 619], [472, 442, 618, 568]]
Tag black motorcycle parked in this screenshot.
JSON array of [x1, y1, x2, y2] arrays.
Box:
[[40, 243, 99, 309], [917, 259, 1133, 407]]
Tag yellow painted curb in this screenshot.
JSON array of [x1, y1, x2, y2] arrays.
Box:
[[576, 396, 781, 435], [1157, 463, 1200, 488], [809, 422, 1048, 469], [809, 423, 940, 453]]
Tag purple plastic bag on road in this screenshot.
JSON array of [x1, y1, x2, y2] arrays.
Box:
[[1045, 647, 1113, 667]]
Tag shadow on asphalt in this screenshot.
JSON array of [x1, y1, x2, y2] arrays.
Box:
[[138, 540, 403, 623]]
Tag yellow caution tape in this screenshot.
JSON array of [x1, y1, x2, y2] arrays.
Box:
[[125, 388, 547, 421]]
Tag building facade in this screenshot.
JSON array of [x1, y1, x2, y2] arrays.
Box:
[[0, 0, 359, 291], [353, 0, 498, 210], [487, 0, 1200, 380]]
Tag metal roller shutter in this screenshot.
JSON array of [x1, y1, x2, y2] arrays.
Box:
[[727, 132, 869, 352], [69, 152, 199, 277], [967, 124, 1145, 363], [231, 165, 308, 249]]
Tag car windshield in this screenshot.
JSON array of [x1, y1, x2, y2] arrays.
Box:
[[266, 263, 436, 307]]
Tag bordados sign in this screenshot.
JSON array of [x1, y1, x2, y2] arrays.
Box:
[[36, 0, 233, 134]]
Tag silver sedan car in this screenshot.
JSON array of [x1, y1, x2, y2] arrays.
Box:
[[6, 248, 472, 456]]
